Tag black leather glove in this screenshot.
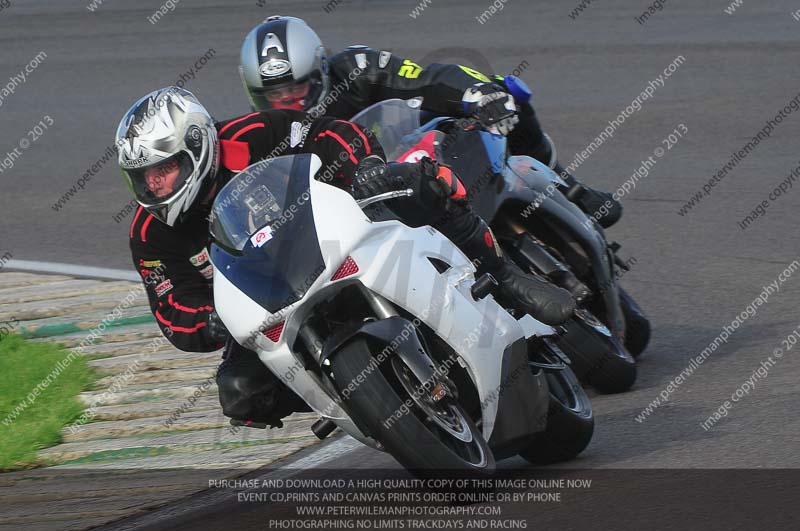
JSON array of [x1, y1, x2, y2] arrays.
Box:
[[352, 155, 407, 200], [462, 83, 519, 136], [206, 310, 231, 345]]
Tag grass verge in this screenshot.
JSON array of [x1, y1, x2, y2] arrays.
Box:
[[0, 335, 95, 470]]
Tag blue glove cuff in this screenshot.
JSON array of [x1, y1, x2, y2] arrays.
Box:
[[502, 75, 533, 103]]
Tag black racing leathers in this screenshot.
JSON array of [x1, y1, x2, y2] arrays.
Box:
[[319, 46, 624, 228], [322, 46, 552, 163], [129, 110, 383, 353]]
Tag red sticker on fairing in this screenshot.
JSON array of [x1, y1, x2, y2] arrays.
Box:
[[250, 225, 274, 248], [396, 131, 438, 163]]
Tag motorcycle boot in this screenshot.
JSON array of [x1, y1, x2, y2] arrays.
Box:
[[434, 204, 576, 326], [555, 163, 622, 229]]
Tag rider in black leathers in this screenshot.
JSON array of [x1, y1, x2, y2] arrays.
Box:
[[239, 15, 622, 229]]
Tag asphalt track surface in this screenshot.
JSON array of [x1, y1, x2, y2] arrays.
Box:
[[2, 0, 800, 529]]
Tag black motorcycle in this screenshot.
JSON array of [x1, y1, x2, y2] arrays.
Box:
[[354, 99, 651, 394]]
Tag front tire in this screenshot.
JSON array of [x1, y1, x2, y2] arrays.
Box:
[[556, 310, 637, 394], [618, 287, 651, 358], [331, 337, 495, 477], [520, 363, 594, 465]]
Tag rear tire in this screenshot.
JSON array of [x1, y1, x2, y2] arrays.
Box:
[[520, 364, 594, 465], [331, 337, 495, 478], [556, 310, 637, 394]]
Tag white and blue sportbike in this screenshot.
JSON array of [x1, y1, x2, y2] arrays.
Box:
[[209, 141, 594, 476]]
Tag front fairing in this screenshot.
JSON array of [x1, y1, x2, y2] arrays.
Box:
[[209, 155, 325, 313], [435, 127, 508, 220]]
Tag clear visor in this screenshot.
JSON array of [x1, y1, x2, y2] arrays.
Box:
[[122, 151, 195, 205], [255, 74, 322, 111], [265, 81, 311, 104]]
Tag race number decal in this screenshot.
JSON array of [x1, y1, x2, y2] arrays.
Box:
[[398, 59, 423, 79]]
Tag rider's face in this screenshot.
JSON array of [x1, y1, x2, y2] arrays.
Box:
[[264, 81, 311, 110], [145, 159, 180, 198]]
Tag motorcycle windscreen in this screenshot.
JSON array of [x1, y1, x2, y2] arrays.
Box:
[[209, 154, 325, 313], [351, 98, 424, 161]]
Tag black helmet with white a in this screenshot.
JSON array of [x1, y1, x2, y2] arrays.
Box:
[[116, 87, 219, 226], [239, 15, 329, 112]]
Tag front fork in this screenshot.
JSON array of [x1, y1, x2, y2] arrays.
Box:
[[299, 286, 459, 411], [295, 286, 399, 362], [362, 286, 400, 319]]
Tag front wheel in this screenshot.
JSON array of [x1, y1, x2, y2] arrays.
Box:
[[331, 337, 495, 477], [618, 287, 651, 358], [520, 360, 594, 465]]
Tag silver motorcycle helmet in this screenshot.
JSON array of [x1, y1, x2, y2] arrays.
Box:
[[115, 87, 219, 227], [239, 16, 330, 112]]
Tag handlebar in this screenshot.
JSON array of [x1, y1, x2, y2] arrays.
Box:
[[356, 188, 414, 209]]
